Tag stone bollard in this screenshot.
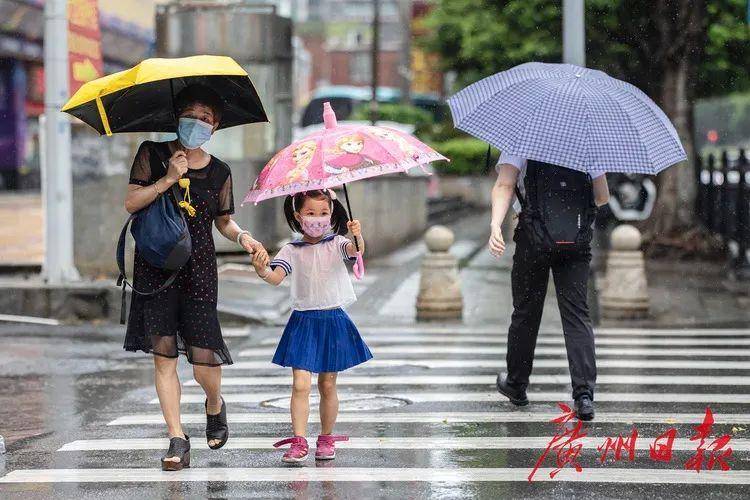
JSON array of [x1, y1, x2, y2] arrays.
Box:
[[600, 224, 650, 319], [416, 225, 463, 321]]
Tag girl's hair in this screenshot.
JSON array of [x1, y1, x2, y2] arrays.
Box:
[[284, 190, 350, 236]]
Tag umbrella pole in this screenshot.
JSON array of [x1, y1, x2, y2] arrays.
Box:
[[341, 183, 360, 252]]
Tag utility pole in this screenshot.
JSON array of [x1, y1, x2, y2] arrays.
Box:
[[398, 0, 412, 104], [370, 0, 380, 125], [42, 0, 79, 283], [562, 0, 585, 66]]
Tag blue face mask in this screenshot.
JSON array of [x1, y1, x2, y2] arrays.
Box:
[[177, 117, 213, 150]]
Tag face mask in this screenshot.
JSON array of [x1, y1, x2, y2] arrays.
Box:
[[300, 215, 332, 238], [177, 117, 213, 149]]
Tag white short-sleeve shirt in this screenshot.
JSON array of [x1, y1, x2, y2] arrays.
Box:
[[496, 153, 605, 213], [270, 234, 357, 311]]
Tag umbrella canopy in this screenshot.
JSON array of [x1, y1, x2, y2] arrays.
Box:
[[243, 101, 447, 205], [448, 62, 686, 175], [62, 55, 267, 136]]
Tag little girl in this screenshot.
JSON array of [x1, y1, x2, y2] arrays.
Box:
[[251, 189, 372, 463]]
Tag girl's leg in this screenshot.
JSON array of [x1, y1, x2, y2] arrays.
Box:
[[317, 372, 339, 435], [291, 369, 312, 436], [193, 364, 223, 447], [154, 355, 184, 462]]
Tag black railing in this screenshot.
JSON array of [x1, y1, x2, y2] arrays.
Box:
[[697, 149, 750, 281]]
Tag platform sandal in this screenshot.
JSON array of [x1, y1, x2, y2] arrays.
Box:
[[161, 435, 190, 471], [205, 396, 229, 450]]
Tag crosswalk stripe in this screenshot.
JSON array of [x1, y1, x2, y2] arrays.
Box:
[[358, 326, 750, 337], [335, 336, 750, 346], [106, 411, 750, 426], [146, 391, 750, 404], [239, 345, 750, 358], [226, 359, 750, 370], [182, 374, 750, 388], [3, 468, 749, 484], [56, 436, 750, 452]]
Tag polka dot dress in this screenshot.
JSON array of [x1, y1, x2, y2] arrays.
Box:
[[124, 141, 234, 366]]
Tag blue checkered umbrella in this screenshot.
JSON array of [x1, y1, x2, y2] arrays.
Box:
[[448, 62, 686, 174]]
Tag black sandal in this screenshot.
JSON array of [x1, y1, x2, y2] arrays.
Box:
[[206, 396, 229, 450], [161, 435, 190, 471]]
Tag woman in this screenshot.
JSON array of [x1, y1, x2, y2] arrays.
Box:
[[123, 84, 269, 470]]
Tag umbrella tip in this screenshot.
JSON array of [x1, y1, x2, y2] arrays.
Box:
[[323, 101, 337, 129]]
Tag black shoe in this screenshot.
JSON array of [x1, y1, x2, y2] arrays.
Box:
[[162, 435, 190, 471], [496, 373, 529, 406], [206, 396, 229, 449], [575, 395, 595, 421]]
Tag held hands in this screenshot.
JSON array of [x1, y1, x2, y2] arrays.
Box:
[[166, 150, 189, 184], [347, 219, 362, 237], [488, 224, 506, 258], [251, 249, 269, 275], [241, 234, 269, 264]]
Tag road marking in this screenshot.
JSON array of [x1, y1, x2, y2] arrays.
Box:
[[239, 345, 750, 358], [3, 468, 750, 484], [328, 335, 750, 346], [107, 411, 750, 426], [358, 326, 750, 337], [57, 436, 750, 452], [227, 358, 750, 371]]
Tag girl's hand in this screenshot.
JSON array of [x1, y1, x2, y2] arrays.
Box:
[[252, 250, 269, 273], [347, 219, 362, 237], [241, 235, 268, 263], [166, 150, 188, 184], [488, 224, 505, 258]]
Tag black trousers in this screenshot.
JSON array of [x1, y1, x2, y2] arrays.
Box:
[[506, 225, 597, 401]]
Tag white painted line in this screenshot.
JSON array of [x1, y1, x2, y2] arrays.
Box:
[[0, 314, 60, 326], [107, 411, 750, 426], [222, 327, 252, 338], [3, 468, 750, 484], [228, 358, 750, 371], [239, 345, 750, 358], [337, 335, 750, 346], [182, 374, 750, 389], [57, 436, 750, 452], [358, 326, 750, 337]]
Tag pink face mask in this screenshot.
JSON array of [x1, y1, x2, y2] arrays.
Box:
[[300, 215, 332, 237]]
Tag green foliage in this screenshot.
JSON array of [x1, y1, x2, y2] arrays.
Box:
[[429, 137, 498, 176], [352, 103, 434, 130]]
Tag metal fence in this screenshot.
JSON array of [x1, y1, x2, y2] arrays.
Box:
[[696, 149, 750, 277]]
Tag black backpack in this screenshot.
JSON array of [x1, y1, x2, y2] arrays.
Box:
[[116, 142, 192, 324], [516, 160, 596, 252]]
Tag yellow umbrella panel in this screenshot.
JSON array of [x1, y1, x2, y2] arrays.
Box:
[[62, 55, 268, 135]]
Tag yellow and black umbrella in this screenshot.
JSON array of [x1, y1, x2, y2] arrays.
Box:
[[62, 55, 267, 136]]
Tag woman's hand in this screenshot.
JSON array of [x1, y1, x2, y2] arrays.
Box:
[[347, 219, 362, 237], [166, 150, 189, 184], [241, 234, 269, 266], [488, 224, 506, 258]]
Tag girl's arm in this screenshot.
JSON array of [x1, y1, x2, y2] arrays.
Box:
[[252, 251, 286, 286], [344, 219, 365, 256]]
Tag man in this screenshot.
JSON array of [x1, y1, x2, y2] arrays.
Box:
[[489, 152, 610, 421]]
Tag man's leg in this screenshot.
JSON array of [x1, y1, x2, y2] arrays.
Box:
[[505, 230, 551, 391], [551, 249, 597, 401]]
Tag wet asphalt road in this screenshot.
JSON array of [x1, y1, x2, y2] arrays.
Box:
[[2, 321, 750, 499]]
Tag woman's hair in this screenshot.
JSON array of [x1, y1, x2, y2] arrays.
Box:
[[174, 84, 224, 124], [284, 190, 350, 236]]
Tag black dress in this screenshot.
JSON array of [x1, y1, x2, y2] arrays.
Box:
[[124, 140, 234, 366]]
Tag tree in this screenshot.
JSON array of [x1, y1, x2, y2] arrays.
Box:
[[423, 0, 750, 237]]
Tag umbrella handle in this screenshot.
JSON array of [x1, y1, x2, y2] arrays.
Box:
[[352, 251, 365, 280]]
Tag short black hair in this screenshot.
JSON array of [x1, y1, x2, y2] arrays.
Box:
[[174, 84, 224, 124], [283, 190, 350, 236]]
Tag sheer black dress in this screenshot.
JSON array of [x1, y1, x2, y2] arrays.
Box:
[[124, 140, 234, 366]]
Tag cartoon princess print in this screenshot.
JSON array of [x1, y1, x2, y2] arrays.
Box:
[[287, 141, 317, 182], [324, 133, 376, 174], [369, 127, 422, 161]]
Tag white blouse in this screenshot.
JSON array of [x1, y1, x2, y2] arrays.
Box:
[[270, 234, 357, 311]]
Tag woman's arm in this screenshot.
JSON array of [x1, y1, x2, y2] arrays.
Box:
[[489, 164, 520, 257], [344, 219, 365, 257], [592, 174, 610, 207], [214, 215, 269, 265]]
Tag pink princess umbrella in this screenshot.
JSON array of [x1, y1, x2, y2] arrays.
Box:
[[243, 101, 448, 279]]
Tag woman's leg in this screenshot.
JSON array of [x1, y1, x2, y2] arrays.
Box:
[[154, 355, 184, 462], [193, 364, 223, 447], [318, 372, 339, 435], [291, 369, 312, 437]]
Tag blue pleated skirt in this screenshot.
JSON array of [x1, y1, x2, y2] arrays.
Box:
[[272, 308, 373, 373]]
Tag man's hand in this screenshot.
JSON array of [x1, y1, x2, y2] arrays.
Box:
[[241, 234, 269, 266], [347, 219, 362, 237], [488, 224, 506, 258]]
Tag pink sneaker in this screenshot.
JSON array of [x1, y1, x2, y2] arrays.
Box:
[[315, 434, 349, 460], [273, 436, 309, 463]]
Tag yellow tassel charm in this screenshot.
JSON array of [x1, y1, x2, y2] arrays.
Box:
[[177, 178, 196, 217]]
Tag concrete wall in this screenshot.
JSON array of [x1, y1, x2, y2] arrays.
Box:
[[436, 175, 496, 209]]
